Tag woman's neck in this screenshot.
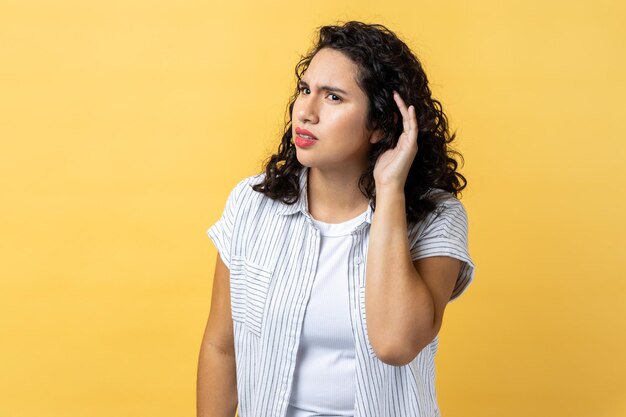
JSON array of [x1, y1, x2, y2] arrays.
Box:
[[306, 166, 371, 223]]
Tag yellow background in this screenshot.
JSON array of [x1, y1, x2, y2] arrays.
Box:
[[1, 0, 624, 416]]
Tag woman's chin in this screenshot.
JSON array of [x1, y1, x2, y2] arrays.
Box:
[[295, 154, 316, 168]]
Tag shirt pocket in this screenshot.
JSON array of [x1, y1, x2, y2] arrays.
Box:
[[359, 285, 378, 359], [230, 255, 273, 338]]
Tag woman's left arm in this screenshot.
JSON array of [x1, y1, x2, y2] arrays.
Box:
[[366, 92, 461, 367]]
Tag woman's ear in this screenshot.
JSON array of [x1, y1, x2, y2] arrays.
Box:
[[370, 128, 385, 144], [370, 113, 398, 144]]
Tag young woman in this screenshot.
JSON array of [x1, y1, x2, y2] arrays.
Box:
[[198, 21, 476, 417]]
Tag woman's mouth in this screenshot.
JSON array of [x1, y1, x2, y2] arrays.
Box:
[[295, 127, 318, 140], [294, 127, 318, 148]]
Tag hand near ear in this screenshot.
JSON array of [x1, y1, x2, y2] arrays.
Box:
[[372, 91, 419, 190]]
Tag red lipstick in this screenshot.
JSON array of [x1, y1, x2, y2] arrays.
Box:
[[295, 127, 318, 148]]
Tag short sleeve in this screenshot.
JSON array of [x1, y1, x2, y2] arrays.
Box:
[[206, 178, 247, 270], [409, 198, 476, 302]]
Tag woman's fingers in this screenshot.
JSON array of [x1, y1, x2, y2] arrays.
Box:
[[409, 105, 418, 138], [393, 91, 410, 134], [393, 91, 418, 145]]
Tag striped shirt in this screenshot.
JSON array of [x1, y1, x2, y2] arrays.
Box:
[[207, 166, 476, 417]]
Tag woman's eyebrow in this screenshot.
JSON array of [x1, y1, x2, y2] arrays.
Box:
[[298, 80, 348, 95]]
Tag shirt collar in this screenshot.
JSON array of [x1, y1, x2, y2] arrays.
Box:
[[276, 166, 374, 225]]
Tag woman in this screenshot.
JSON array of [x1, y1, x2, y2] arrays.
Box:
[[198, 21, 476, 417]]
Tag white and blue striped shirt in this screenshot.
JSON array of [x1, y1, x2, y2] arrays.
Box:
[[207, 166, 475, 417]]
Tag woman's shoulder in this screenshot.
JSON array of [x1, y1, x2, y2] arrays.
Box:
[[408, 187, 468, 231], [225, 171, 274, 212], [404, 187, 471, 256], [422, 187, 465, 211], [231, 171, 266, 194]]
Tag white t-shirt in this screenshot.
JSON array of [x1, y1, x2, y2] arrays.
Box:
[[286, 208, 369, 417]]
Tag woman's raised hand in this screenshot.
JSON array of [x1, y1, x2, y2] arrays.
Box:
[[372, 91, 419, 191]]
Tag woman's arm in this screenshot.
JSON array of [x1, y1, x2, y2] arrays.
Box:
[[197, 255, 238, 417], [365, 91, 460, 367], [366, 186, 460, 367]]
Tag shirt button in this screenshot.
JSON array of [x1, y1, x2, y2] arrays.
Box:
[[355, 257, 362, 264]]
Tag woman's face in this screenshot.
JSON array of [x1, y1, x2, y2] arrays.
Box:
[[292, 48, 382, 171]]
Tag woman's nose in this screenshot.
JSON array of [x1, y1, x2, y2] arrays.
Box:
[[296, 98, 319, 124]]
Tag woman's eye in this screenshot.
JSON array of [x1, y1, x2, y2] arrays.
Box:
[[298, 87, 341, 102]]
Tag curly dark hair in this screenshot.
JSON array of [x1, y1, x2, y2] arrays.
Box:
[[252, 20, 467, 223]]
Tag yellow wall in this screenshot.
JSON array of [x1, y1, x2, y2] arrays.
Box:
[[1, 1, 624, 416]]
